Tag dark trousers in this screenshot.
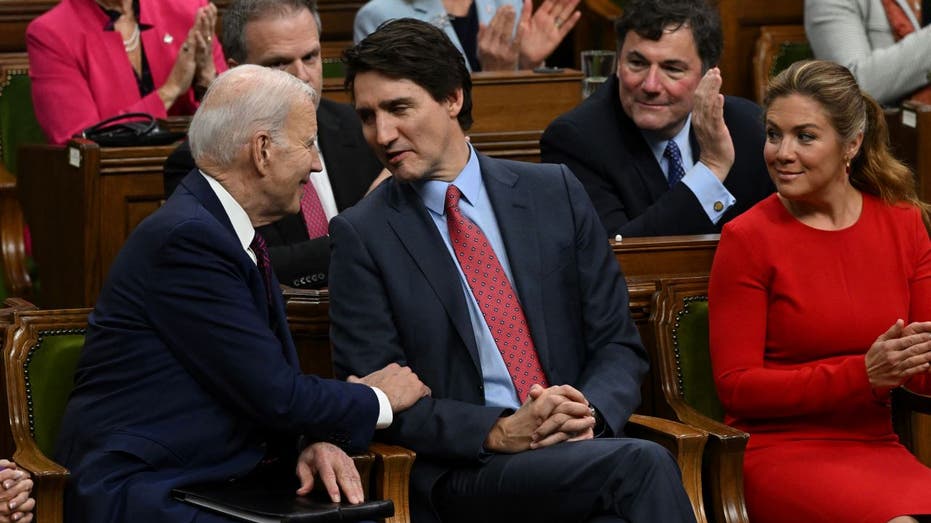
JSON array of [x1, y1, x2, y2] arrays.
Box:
[[434, 438, 695, 523]]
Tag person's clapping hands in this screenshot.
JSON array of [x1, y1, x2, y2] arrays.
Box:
[[477, 5, 521, 71], [692, 67, 734, 182], [158, 3, 219, 109], [0, 460, 34, 523], [516, 0, 580, 70], [191, 3, 219, 93]]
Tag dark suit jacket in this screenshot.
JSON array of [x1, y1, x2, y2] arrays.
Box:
[[328, 154, 648, 522], [55, 171, 379, 522], [163, 98, 383, 288], [540, 75, 774, 237]]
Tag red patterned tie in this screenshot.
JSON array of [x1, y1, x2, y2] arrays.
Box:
[[444, 185, 548, 401], [301, 181, 329, 239], [250, 232, 274, 304]]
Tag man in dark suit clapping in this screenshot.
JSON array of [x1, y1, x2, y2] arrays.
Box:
[[541, 0, 773, 237]]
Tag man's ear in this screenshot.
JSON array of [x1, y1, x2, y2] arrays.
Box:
[[446, 88, 464, 119], [251, 131, 273, 176]]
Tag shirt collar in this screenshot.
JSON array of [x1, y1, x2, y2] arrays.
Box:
[[199, 171, 256, 253], [416, 142, 481, 215]]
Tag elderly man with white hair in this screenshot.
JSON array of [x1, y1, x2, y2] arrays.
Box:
[[54, 65, 429, 523]]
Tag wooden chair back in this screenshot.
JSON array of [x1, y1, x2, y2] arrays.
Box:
[[752, 25, 812, 104], [4, 307, 91, 523]]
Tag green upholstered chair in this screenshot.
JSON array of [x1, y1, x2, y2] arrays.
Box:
[[752, 25, 813, 104], [651, 276, 750, 523], [4, 307, 90, 523]]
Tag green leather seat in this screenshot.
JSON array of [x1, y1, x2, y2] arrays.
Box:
[[25, 332, 85, 456], [674, 297, 726, 422]]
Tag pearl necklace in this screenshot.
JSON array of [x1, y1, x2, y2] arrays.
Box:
[[123, 24, 140, 53]]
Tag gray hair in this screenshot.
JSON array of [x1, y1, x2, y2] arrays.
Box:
[[222, 0, 322, 64], [189, 64, 317, 168]]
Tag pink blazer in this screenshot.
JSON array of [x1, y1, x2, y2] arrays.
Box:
[[27, 0, 227, 145]]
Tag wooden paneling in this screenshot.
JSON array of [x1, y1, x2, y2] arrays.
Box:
[[717, 0, 804, 99], [885, 103, 931, 205], [17, 139, 171, 308]]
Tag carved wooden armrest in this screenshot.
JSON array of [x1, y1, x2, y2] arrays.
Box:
[[0, 165, 31, 299], [670, 405, 750, 523], [626, 413, 709, 523], [12, 444, 68, 523], [367, 442, 415, 523]]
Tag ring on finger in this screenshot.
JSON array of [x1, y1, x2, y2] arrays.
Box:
[[554, 16, 563, 28]]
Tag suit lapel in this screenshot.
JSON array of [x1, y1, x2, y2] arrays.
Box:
[[477, 156, 552, 379], [615, 106, 670, 201], [181, 171, 300, 368], [385, 182, 483, 374]]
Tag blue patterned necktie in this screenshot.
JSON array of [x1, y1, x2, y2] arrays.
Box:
[[664, 140, 686, 188]]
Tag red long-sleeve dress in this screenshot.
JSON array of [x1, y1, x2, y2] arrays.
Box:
[[710, 193, 931, 523]]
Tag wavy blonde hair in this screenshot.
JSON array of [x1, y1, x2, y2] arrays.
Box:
[[764, 60, 931, 232]]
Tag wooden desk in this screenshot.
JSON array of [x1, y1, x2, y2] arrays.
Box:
[[284, 234, 719, 418], [18, 139, 171, 308], [325, 69, 584, 162]]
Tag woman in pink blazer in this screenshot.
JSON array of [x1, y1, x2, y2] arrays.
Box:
[[27, 0, 227, 145]]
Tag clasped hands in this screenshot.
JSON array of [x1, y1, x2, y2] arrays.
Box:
[[160, 3, 218, 109], [477, 0, 581, 71], [0, 460, 34, 523], [866, 319, 931, 389], [484, 383, 596, 453]]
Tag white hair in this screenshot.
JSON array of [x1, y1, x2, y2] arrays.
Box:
[[188, 64, 318, 168]]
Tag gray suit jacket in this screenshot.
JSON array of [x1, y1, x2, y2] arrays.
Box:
[[806, 0, 931, 105]]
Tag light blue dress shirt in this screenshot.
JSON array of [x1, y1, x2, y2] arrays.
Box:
[[413, 145, 522, 410], [641, 115, 736, 224]]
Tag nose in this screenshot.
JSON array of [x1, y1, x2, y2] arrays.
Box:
[[309, 143, 323, 173], [641, 65, 662, 94], [290, 60, 313, 84], [373, 114, 398, 147], [775, 138, 795, 163]]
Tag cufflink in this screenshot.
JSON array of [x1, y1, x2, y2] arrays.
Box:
[[713, 201, 724, 212]]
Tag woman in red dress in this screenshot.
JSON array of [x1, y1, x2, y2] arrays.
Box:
[[710, 59, 931, 523]]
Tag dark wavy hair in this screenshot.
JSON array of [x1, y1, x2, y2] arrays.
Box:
[[343, 18, 473, 130], [614, 0, 722, 71]]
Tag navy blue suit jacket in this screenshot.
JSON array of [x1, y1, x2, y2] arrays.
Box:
[[540, 75, 774, 236], [328, 154, 648, 521], [55, 171, 379, 522]]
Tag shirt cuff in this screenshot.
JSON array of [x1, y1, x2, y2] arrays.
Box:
[[682, 162, 736, 224], [371, 386, 393, 429]]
